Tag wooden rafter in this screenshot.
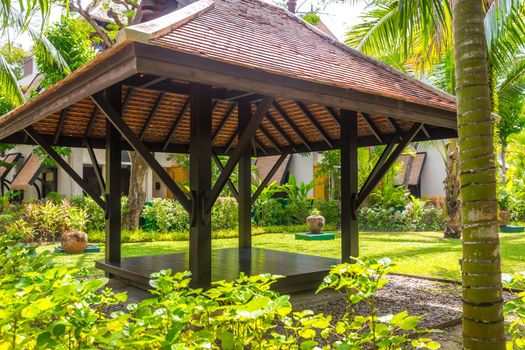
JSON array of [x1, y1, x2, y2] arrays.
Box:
[[325, 106, 341, 125], [258, 124, 282, 153], [212, 103, 236, 143], [163, 97, 190, 150], [272, 101, 312, 151], [83, 107, 99, 140], [361, 113, 383, 144], [296, 101, 333, 147], [265, 112, 296, 150], [139, 92, 165, 140], [53, 108, 68, 145]]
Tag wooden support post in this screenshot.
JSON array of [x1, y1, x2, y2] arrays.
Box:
[[340, 109, 359, 262], [105, 85, 122, 264], [189, 83, 213, 287], [238, 101, 252, 248]]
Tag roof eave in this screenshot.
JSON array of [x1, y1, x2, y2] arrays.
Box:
[[0, 42, 139, 140]]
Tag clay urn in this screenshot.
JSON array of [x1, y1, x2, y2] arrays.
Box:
[[61, 231, 88, 254], [306, 209, 325, 235], [499, 210, 511, 227]]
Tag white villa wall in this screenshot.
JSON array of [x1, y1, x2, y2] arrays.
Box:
[[419, 145, 446, 197], [288, 152, 316, 197]]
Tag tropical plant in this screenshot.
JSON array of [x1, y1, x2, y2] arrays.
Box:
[[0, 230, 441, 349]]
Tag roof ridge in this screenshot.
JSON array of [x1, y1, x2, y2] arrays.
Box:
[[117, 0, 215, 43], [245, 0, 457, 105]]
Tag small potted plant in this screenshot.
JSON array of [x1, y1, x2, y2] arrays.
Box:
[[306, 208, 325, 235], [498, 187, 510, 227]]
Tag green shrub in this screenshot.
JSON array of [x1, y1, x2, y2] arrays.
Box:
[[211, 197, 238, 230], [0, 231, 440, 349], [313, 199, 340, 227], [70, 195, 105, 232], [6, 200, 89, 242], [358, 205, 443, 232]]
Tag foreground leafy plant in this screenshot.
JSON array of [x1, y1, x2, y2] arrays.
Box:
[[504, 272, 525, 349], [318, 258, 440, 349], [0, 231, 440, 349]]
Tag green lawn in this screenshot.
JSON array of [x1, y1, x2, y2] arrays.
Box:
[[38, 231, 525, 280]]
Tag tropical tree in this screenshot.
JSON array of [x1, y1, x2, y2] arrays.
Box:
[[452, 1, 506, 347], [345, 0, 511, 347]]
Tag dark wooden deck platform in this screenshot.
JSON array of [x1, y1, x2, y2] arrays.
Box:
[[96, 248, 340, 292]]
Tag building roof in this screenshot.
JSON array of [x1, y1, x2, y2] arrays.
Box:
[[0, 0, 458, 155]]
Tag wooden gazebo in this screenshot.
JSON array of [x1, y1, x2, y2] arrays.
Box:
[[0, 0, 458, 290]]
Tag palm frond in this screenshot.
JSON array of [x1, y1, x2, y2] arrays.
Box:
[[0, 54, 24, 106]]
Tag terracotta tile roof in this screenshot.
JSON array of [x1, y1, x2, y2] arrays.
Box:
[[396, 152, 427, 187], [0, 0, 458, 154], [11, 154, 42, 191], [255, 154, 291, 184], [149, 0, 456, 112]]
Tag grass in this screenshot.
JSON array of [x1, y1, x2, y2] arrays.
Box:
[[38, 231, 525, 280]]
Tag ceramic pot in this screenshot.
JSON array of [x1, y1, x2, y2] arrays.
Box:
[[61, 231, 88, 254], [499, 210, 511, 227], [306, 214, 325, 234]]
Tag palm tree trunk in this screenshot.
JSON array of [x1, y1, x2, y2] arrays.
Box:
[[444, 140, 461, 238], [452, 0, 505, 348]]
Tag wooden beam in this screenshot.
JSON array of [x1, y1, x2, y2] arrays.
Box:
[[326, 106, 341, 125], [211, 152, 238, 200], [359, 133, 400, 195], [272, 101, 312, 151], [254, 137, 269, 156], [163, 97, 190, 151], [258, 124, 282, 153], [388, 117, 402, 133], [361, 113, 383, 144], [265, 112, 296, 150], [139, 92, 164, 140], [340, 109, 358, 262], [296, 101, 333, 148], [54, 108, 67, 145], [356, 123, 423, 209], [212, 103, 236, 143], [238, 101, 252, 248], [206, 97, 273, 212], [25, 126, 104, 209], [85, 138, 105, 195], [92, 92, 191, 212], [251, 153, 288, 205], [189, 83, 213, 287], [83, 108, 98, 139]]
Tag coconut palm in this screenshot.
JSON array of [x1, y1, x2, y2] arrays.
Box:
[[344, 0, 513, 347], [0, 4, 69, 107], [452, 1, 506, 347]]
